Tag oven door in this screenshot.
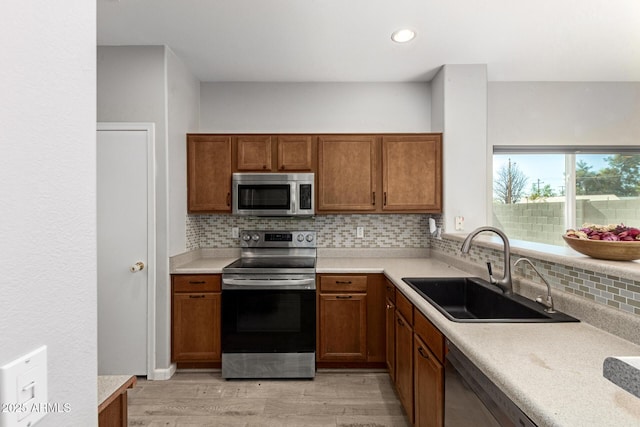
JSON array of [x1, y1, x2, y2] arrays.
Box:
[[222, 288, 316, 353]]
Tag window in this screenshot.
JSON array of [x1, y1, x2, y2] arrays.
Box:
[[492, 147, 640, 246]]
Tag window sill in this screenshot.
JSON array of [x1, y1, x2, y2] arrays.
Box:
[[442, 232, 640, 282]]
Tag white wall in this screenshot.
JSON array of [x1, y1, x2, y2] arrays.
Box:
[[433, 65, 489, 232], [97, 45, 187, 375], [167, 47, 200, 255], [200, 82, 431, 132], [0, 1, 97, 425], [489, 82, 640, 147]]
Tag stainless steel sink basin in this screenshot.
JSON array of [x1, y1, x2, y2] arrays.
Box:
[[402, 277, 579, 323]]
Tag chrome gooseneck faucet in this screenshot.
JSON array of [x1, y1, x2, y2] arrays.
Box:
[[460, 226, 513, 294], [514, 257, 556, 313]]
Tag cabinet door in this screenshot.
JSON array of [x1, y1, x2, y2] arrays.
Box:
[[236, 135, 272, 171], [382, 135, 442, 212], [172, 293, 221, 361], [187, 135, 232, 212], [386, 297, 396, 381], [395, 310, 414, 423], [414, 334, 444, 427], [318, 293, 367, 361], [366, 274, 386, 363], [317, 135, 378, 211], [277, 135, 313, 171]]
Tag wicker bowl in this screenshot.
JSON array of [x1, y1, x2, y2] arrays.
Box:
[[562, 235, 640, 261]]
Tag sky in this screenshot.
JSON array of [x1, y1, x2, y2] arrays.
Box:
[[493, 154, 610, 196]]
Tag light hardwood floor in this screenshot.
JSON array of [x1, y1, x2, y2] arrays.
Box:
[[127, 370, 411, 427]]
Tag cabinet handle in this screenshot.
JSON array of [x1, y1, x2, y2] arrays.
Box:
[[384, 192, 387, 206], [386, 285, 393, 291], [226, 192, 231, 206], [386, 304, 393, 309], [189, 281, 206, 285], [418, 347, 429, 359], [336, 295, 353, 299], [397, 317, 405, 326], [335, 280, 352, 285], [189, 295, 206, 299], [263, 164, 268, 170], [372, 191, 376, 205], [279, 165, 285, 170]]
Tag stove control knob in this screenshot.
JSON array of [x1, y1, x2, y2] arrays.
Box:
[[251, 234, 260, 241], [296, 233, 305, 242], [241, 234, 251, 241], [305, 234, 314, 242]]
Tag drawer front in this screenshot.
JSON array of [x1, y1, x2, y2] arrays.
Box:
[[385, 279, 396, 303], [173, 274, 221, 292], [395, 290, 413, 325], [319, 275, 367, 293], [414, 310, 444, 363]]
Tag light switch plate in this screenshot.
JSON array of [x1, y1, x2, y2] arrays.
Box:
[[356, 226, 364, 238], [0, 346, 48, 427]]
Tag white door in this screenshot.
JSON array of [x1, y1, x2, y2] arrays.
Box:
[[97, 124, 155, 376]]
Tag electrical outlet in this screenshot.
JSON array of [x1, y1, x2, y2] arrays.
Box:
[[231, 227, 239, 238], [356, 226, 364, 238], [455, 216, 464, 231]]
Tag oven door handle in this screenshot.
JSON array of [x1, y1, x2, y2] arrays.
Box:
[[222, 278, 316, 289]]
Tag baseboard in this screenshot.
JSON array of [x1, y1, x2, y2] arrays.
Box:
[[150, 363, 177, 380]]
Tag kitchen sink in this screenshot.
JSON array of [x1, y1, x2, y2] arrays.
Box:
[[402, 277, 579, 323]]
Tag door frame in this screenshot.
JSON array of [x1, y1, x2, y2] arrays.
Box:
[[97, 122, 156, 378]]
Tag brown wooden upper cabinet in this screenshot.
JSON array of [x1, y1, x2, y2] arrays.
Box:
[[382, 135, 442, 212], [187, 133, 441, 214], [187, 135, 232, 213], [317, 135, 378, 212], [317, 133, 442, 213], [236, 135, 314, 172]]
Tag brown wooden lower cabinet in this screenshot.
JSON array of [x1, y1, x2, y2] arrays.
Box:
[[389, 285, 445, 427], [318, 292, 368, 360], [385, 280, 396, 381], [395, 308, 414, 424], [414, 334, 444, 427], [316, 274, 386, 367], [98, 376, 136, 427], [171, 274, 221, 367]]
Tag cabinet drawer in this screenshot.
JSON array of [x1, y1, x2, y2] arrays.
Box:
[[384, 279, 396, 303], [414, 310, 445, 363], [395, 290, 413, 325], [173, 275, 221, 292], [319, 275, 367, 293]]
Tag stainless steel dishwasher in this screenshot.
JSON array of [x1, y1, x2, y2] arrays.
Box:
[[445, 341, 537, 427]]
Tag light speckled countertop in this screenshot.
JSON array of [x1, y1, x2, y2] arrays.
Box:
[[171, 253, 640, 427], [97, 375, 136, 411]]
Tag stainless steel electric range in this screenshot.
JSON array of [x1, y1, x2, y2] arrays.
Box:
[[221, 230, 317, 379]]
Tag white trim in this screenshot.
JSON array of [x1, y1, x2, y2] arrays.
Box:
[[151, 363, 177, 381], [96, 122, 157, 380]]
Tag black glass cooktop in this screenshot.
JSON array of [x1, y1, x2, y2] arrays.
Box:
[[224, 257, 316, 270]]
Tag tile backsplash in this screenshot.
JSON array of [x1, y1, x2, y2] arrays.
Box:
[[187, 214, 438, 250]]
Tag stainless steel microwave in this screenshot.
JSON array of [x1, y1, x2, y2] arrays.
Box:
[[232, 173, 315, 217]]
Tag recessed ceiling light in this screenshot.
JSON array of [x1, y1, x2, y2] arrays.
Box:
[[391, 29, 416, 43]]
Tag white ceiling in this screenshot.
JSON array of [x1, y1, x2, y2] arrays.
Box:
[[97, 0, 640, 83]]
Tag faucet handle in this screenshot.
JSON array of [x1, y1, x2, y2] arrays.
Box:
[[486, 262, 496, 284]]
